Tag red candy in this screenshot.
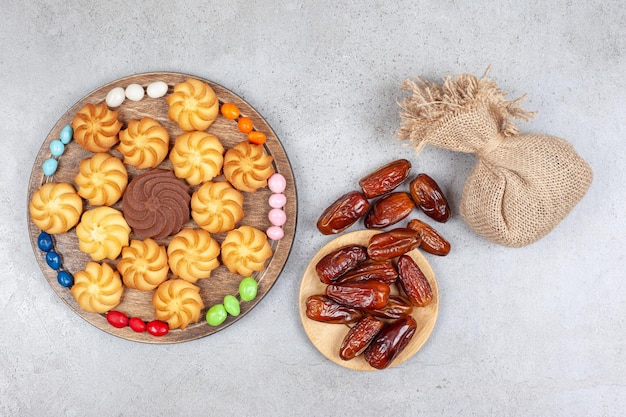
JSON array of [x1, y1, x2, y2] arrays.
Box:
[[106, 311, 129, 328], [129, 317, 147, 333], [146, 320, 169, 337]]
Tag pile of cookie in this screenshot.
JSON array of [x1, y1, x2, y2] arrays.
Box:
[[29, 78, 281, 335]]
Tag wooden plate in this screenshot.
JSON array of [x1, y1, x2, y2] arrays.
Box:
[[298, 230, 439, 371], [27, 72, 297, 343]]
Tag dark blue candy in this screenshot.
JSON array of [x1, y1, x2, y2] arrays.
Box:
[[46, 251, 61, 270], [37, 232, 54, 252], [57, 270, 73, 287]]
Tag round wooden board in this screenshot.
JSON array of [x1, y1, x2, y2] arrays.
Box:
[[298, 230, 439, 371], [27, 72, 297, 343]]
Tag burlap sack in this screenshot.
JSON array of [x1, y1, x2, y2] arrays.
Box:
[[397, 70, 593, 247]]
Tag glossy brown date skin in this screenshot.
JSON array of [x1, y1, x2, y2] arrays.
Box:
[[359, 159, 412, 199], [409, 173, 451, 223], [315, 245, 368, 284], [317, 191, 370, 235], [364, 192, 415, 229], [407, 218, 451, 256], [305, 295, 364, 324], [364, 315, 417, 369], [339, 315, 385, 361], [335, 260, 398, 285], [397, 254, 433, 307], [326, 281, 390, 310], [369, 295, 414, 320], [367, 228, 421, 261]]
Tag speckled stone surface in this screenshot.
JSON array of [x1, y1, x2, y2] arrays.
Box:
[[2, 1, 624, 416]]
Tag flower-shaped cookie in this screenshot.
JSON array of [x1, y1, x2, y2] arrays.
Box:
[[71, 102, 122, 152], [167, 228, 220, 283], [71, 261, 124, 314], [152, 279, 204, 330], [117, 238, 169, 291], [76, 207, 130, 261], [117, 117, 170, 169], [74, 152, 128, 206], [169, 131, 225, 185], [121, 169, 190, 240], [221, 225, 272, 276], [166, 78, 219, 131], [223, 141, 275, 192], [29, 182, 83, 234], [191, 181, 244, 234]]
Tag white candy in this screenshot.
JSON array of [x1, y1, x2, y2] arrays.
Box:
[[125, 83, 145, 101], [105, 87, 126, 107], [147, 81, 168, 98]]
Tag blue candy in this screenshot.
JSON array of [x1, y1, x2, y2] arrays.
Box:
[[60, 124, 73, 144], [37, 232, 54, 252], [57, 270, 73, 287], [50, 140, 65, 157], [46, 251, 61, 270], [42, 158, 58, 176]]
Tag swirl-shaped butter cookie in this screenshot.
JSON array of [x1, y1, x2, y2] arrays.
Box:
[[166, 78, 219, 131], [152, 278, 204, 330], [71, 102, 122, 152], [71, 261, 124, 314], [221, 225, 272, 276], [74, 152, 128, 206], [29, 182, 83, 234], [167, 228, 220, 283], [76, 206, 131, 261], [117, 238, 169, 291], [191, 181, 244, 234], [169, 131, 224, 185], [223, 141, 275, 192], [117, 117, 170, 169]]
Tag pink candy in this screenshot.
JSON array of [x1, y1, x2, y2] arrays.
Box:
[[266, 173, 287, 240]]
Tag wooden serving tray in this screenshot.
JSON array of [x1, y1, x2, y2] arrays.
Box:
[[27, 72, 296, 343], [299, 230, 439, 371]]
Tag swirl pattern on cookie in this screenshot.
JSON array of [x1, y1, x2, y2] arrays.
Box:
[[74, 152, 128, 206], [30, 182, 84, 234], [191, 181, 244, 234], [152, 278, 204, 330], [223, 141, 275, 192], [76, 206, 131, 261], [121, 169, 191, 240], [169, 131, 225, 185], [71, 102, 122, 152], [117, 117, 170, 169], [117, 238, 169, 291], [71, 261, 124, 314], [167, 228, 220, 283], [166, 78, 219, 131], [221, 225, 273, 276]]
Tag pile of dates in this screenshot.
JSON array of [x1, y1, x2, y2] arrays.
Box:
[[307, 159, 452, 369]]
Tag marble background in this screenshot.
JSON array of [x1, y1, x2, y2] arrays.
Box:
[[1, 1, 624, 416]]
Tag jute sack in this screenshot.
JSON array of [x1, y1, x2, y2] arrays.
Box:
[[397, 70, 593, 247]]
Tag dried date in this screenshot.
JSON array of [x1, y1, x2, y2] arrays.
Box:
[[326, 281, 390, 310], [339, 315, 385, 361], [364, 316, 417, 369], [305, 295, 364, 324], [368, 295, 414, 320], [335, 260, 398, 285], [315, 245, 368, 284], [317, 191, 370, 235], [407, 218, 451, 256], [367, 228, 421, 261], [364, 192, 415, 229], [397, 254, 433, 307], [359, 159, 412, 199], [409, 173, 451, 223]]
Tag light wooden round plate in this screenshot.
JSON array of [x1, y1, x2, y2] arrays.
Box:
[[27, 72, 297, 343], [298, 230, 439, 371]]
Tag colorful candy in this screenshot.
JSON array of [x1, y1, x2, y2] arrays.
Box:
[[129, 317, 147, 333], [42, 158, 58, 176], [146, 81, 168, 98], [206, 304, 228, 326], [59, 124, 73, 144], [50, 140, 64, 157], [266, 226, 285, 241], [269, 193, 286, 209], [106, 311, 129, 328], [146, 320, 169, 337], [268, 173, 286, 193], [125, 83, 145, 101], [45, 251, 61, 270], [239, 277, 258, 302], [57, 270, 73, 287], [105, 87, 126, 107], [37, 232, 53, 252], [223, 295, 241, 316]]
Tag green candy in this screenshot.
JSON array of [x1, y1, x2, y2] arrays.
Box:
[[206, 304, 227, 326], [239, 277, 258, 302], [223, 295, 241, 316]]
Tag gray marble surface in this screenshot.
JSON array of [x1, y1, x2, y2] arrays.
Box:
[[1, 1, 624, 416]]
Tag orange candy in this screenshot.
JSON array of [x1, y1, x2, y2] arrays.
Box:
[[237, 117, 254, 134], [220, 103, 240, 120], [248, 131, 267, 145]]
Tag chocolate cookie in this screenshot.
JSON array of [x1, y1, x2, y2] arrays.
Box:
[[122, 169, 191, 240]]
